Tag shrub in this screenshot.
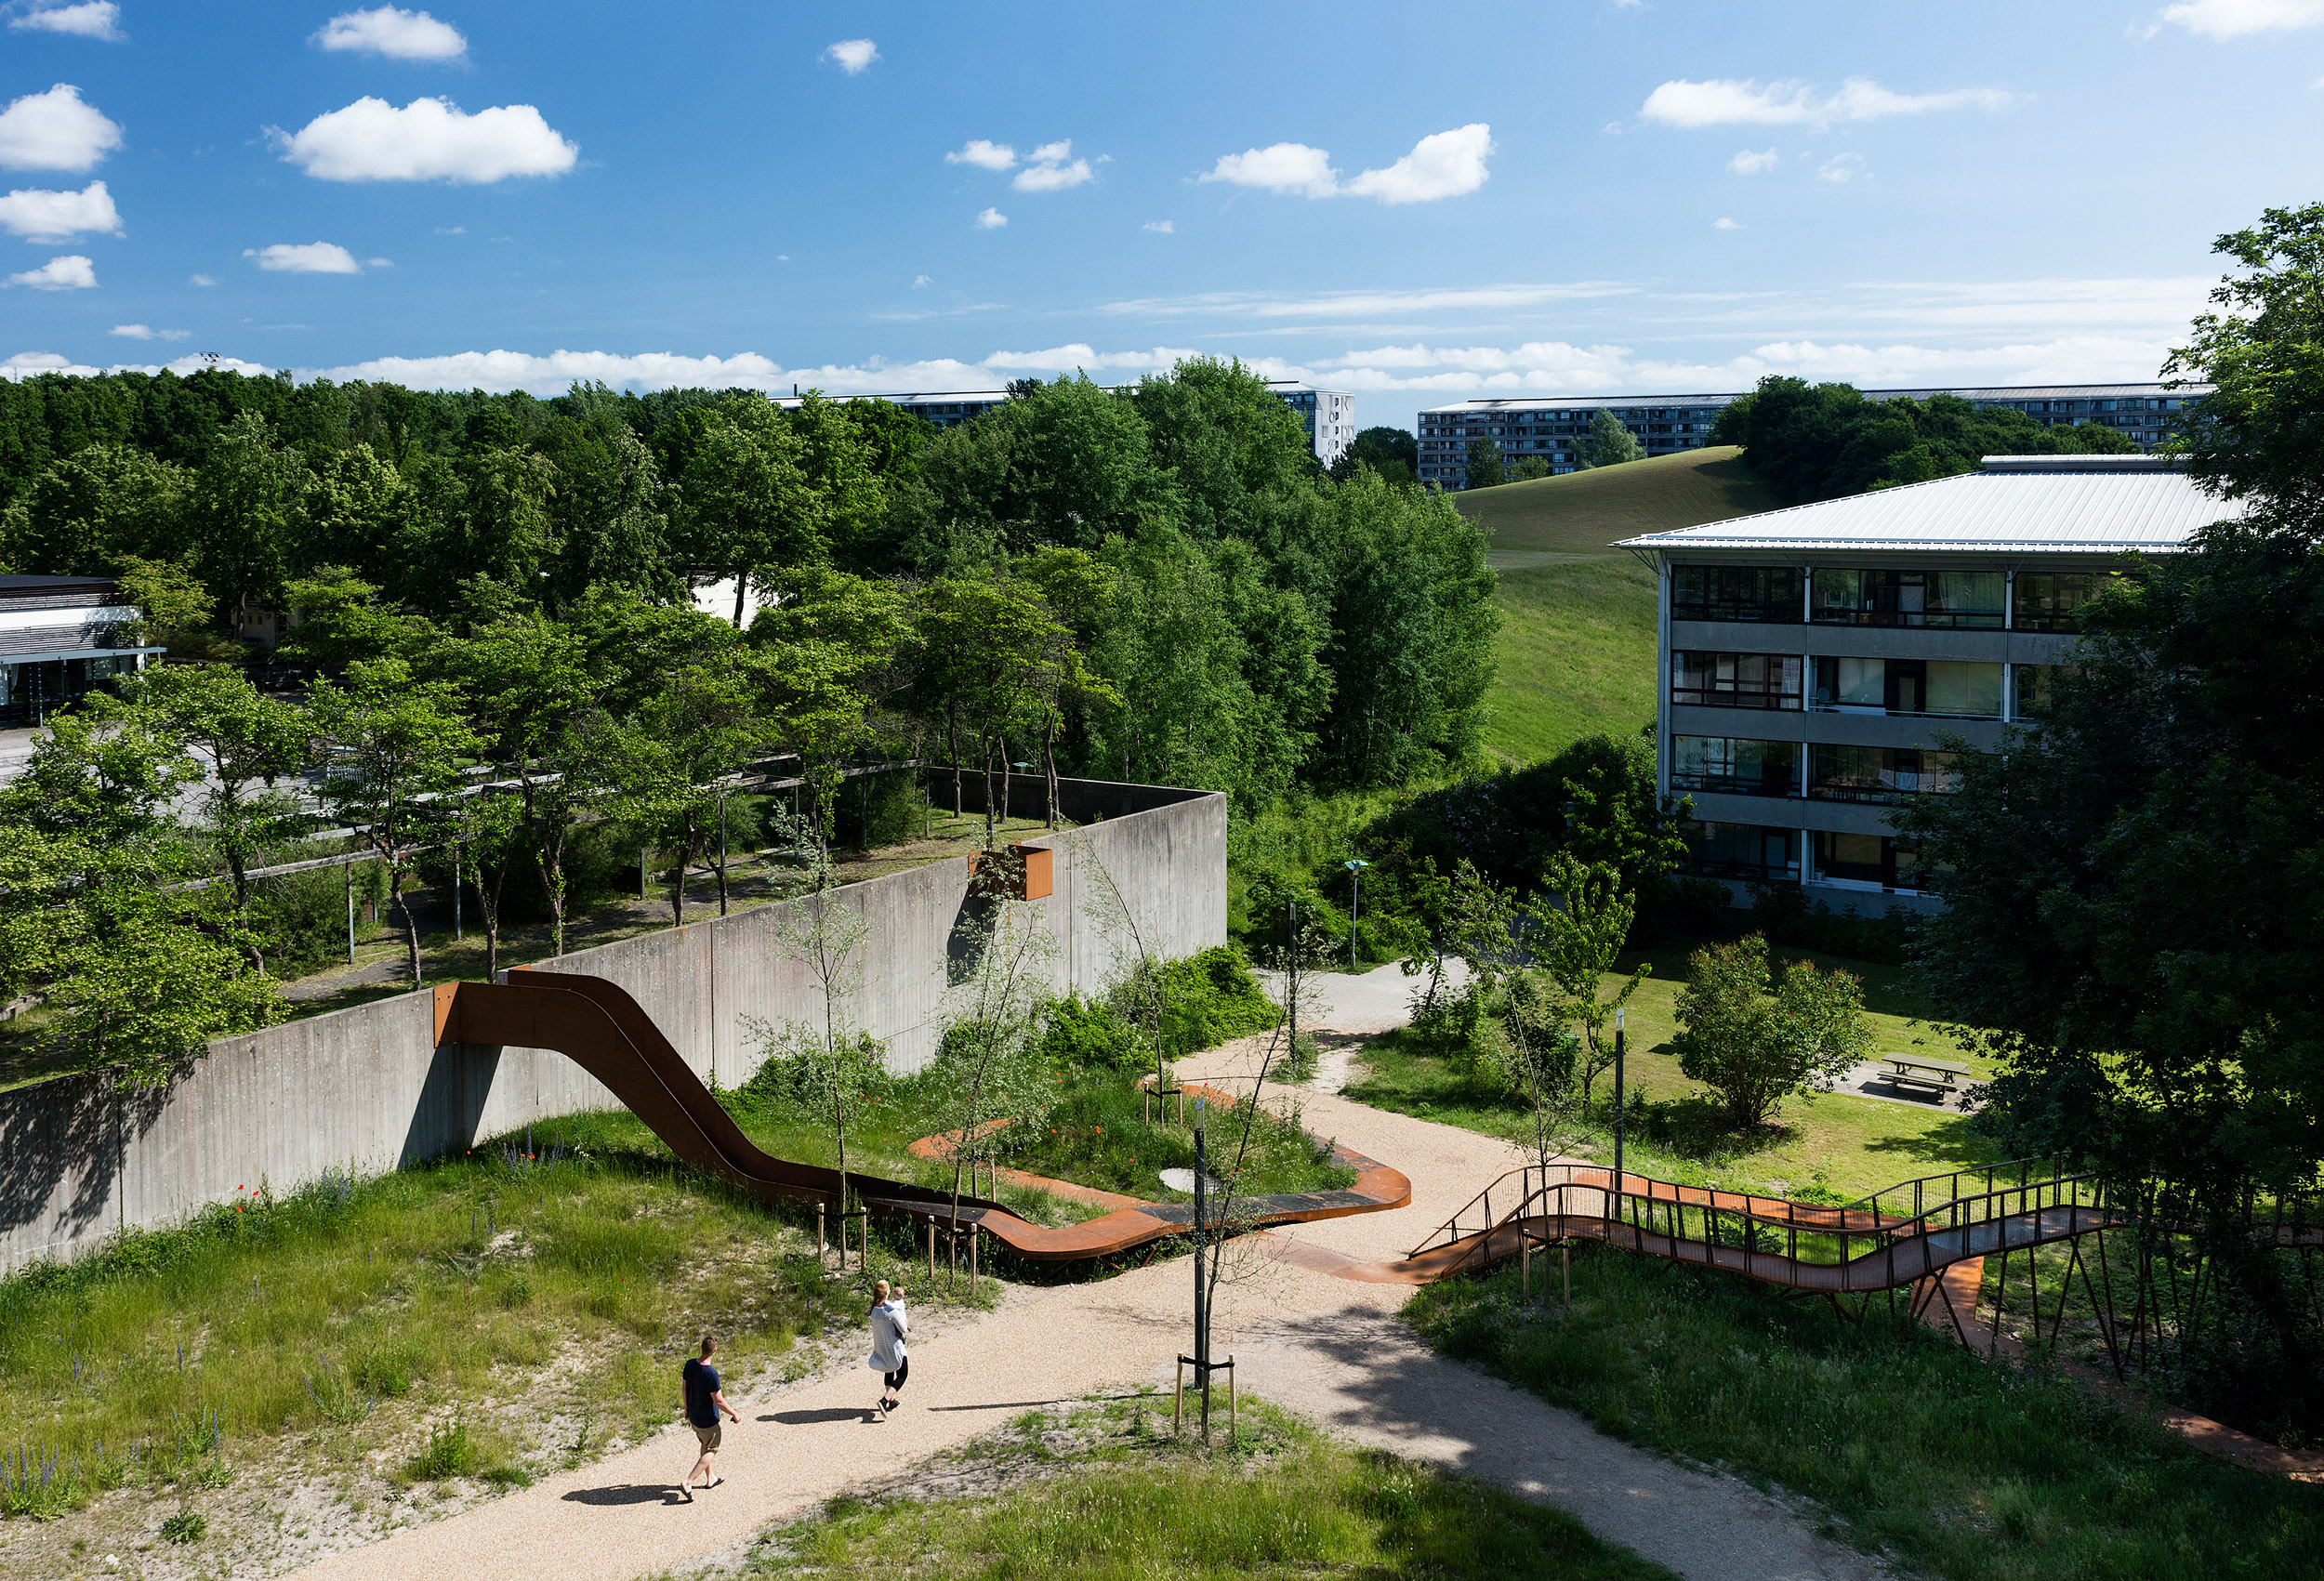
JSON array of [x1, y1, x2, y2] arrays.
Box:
[[1154, 947, 1277, 1054], [1671, 935, 1874, 1127], [406, 1419, 481, 1482], [1032, 994, 1140, 1071], [161, 1510, 205, 1544], [1745, 883, 1915, 966]]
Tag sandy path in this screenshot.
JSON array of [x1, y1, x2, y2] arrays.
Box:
[[284, 964, 1886, 1581]]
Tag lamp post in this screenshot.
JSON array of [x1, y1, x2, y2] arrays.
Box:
[[1612, 1006, 1627, 1223], [1343, 859, 1369, 971]]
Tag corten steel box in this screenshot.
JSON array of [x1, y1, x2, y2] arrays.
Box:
[[974, 843, 1052, 900]]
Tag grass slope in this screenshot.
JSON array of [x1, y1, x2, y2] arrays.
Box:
[[1485, 558, 1658, 763], [1459, 448, 1782, 764], [1455, 445, 1784, 555]]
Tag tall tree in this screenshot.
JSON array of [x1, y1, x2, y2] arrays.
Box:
[[1582, 410, 1644, 468], [306, 658, 480, 985], [1462, 436, 1506, 490]]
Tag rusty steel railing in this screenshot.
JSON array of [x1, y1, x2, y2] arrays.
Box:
[[1407, 1155, 2117, 1293]]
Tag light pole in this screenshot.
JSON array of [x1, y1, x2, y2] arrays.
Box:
[[1343, 859, 1369, 971], [1612, 1006, 1627, 1220]]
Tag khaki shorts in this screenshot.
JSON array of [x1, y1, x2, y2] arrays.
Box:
[[692, 1422, 722, 1453]]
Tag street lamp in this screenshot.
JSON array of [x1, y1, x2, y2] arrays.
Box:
[[1343, 859, 1369, 971], [1612, 1006, 1627, 1219]]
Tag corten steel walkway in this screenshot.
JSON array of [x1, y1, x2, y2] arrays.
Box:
[[433, 971, 1410, 1261], [1400, 1158, 2124, 1336]]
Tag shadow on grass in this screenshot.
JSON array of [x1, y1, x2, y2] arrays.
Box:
[[1859, 1115, 2002, 1173]]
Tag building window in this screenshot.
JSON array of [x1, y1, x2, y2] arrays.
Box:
[[2012, 663, 2071, 715], [1813, 831, 1938, 892], [1685, 822, 1798, 880], [1812, 569, 2004, 628], [1812, 657, 2000, 717], [1809, 744, 1961, 802], [1672, 651, 1803, 710], [2012, 571, 2111, 632], [1671, 736, 1799, 797]]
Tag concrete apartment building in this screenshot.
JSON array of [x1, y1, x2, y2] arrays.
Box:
[[0, 573, 157, 730], [775, 381, 1358, 466], [1612, 455, 2242, 912], [1417, 383, 2212, 490]]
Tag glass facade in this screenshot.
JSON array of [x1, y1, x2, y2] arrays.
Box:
[[1685, 822, 1798, 880], [1812, 569, 2004, 628], [1811, 657, 2001, 717], [1670, 565, 1802, 624], [1809, 744, 1960, 803], [1670, 735, 1799, 797], [2013, 572, 2109, 632], [1671, 651, 1802, 709], [1812, 831, 1938, 891]]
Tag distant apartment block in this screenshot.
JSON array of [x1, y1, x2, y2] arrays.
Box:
[[774, 381, 1355, 465], [1416, 383, 2212, 490], [1613, 455, 2242, 913]]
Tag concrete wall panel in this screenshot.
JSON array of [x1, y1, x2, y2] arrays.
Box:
[[0, 778, 1224, 1274]]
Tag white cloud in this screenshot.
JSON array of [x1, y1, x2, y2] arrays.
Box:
[[245, 241, 363, 274], [1200, 125, 1491, 203], [945, 139, 1016, 171], [4, 349, 271, 381], [973, 207, 1007, 230], [1728, 148, 1778, 175], [0, 178, 118, 241], [1144, 219, 1174, 233], [365, 256, 393, 267], [189, 272, 217, 286], [1641, 77, 2013, 128], [312, 7, 466, 60], [1200, 141, 1340, 197], [2157, 0, 2324, 36], [1818, 152, 1867, 182], [274, 97, 578, 183], [1012, 140, 1093, 192], [109, 323, 186, 339], [3, 252, 94, 289], [1713, 217, 1744, 230], [0, 84, 124, 172], [9, 2, 124, 40], [1342, 123, 1493, 203], [912, 273, 931, 288], [823, 38, 878, 73]]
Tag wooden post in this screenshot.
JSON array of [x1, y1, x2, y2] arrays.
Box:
[[1174, 1357, 1184, 1436], [816, 1203, 826, 1265], [970, 1220, 979, 1291], [1228, 1354, 1237, 1444], [1562, 1241, 1571, 1309], [926, 1217, 935, 1281]]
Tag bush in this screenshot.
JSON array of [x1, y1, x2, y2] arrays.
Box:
[[1036, 948, 1281, 1074], [1745, 883, 1915, 966], [161, 1510, 205, 1544], [406, 1418, 481, 1482], [1032, 994, 1140, 1072]]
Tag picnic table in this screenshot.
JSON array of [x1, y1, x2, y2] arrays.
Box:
[[1882, 1054, 1971, 1092]]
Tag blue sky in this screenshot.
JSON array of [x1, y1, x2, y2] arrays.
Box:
[[3, 0, 2320, 432]]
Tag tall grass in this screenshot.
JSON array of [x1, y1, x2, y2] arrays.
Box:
[[997, 1070, 1353, 1201], [1406, 1248, 2324, 1581], [0, 1128, 839, 1520], [751, 1400, 1670, 1580]]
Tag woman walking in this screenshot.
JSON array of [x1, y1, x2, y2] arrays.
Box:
[[866, 1279, 909, 1420]]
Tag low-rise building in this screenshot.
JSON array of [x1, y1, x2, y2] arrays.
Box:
[[1418, 383, 2212, 490], [1612, 455, 2244, 912], [0, 573, 159, 728]]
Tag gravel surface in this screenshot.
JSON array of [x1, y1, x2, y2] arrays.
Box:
[[275, 961, 1887, 1581]]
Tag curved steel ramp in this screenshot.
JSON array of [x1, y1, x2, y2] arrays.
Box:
[[435, 971, 1409, 1262]]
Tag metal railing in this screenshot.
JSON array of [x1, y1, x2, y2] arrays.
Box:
[[1408, 1154, 2117, 1293]]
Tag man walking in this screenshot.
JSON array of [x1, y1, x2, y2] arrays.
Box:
[[680, 1332, 738, 1501]]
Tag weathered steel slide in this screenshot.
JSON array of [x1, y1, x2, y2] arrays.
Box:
[[433, 970, 1409, 1261]]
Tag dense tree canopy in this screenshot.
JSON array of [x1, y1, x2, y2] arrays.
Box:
[[1712, 377, 2140, 504]]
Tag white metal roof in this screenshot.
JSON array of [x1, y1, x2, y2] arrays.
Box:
[[1612, 455, 2248, 556], [1419, 381, 2211, 416]]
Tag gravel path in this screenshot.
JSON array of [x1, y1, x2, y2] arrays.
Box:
[[282, 962, 1887, 1581]]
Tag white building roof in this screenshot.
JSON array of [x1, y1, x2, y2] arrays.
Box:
[[1612, 455, 2248, 556]]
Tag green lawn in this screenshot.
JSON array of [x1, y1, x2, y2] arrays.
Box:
[[1407, 1255, 2324, 1581], [745, 1393, 1673, 1580], [1455, 446, 1784, 554], [1355, 943, 1997, 1204], [1485, 557, 1659, 762]]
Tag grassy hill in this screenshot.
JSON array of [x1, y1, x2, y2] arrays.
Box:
[[1455, 444, 1783, 555], [1463, 447, 1782, 762]]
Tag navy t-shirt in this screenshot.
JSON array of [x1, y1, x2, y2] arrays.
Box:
[[681, 1357, 720, 1428]]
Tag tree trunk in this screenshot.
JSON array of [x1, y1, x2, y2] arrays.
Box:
[[1042, 713, 1059, 829], [390, 862, 423, 985], [227, 848, 267, 976], [948, 710, 964, 817], [732, 570, 748, 627], [716, 794, 730, 917], [981, 735, 997, 850]]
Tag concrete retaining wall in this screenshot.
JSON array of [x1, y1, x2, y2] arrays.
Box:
[[0, 775, 1225, 1274]]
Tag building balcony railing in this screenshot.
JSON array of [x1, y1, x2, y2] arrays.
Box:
[[1806, 780, 1955, 804], [1805, 701, 1999, 721], [1670, 772, 1800, 798], [1686, 855, 1796, 881], [1670, 688, 1802, 711], [1810, 611, 2004, 630]]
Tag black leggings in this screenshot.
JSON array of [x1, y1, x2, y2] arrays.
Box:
[[883, 1357, 909, 1393]]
